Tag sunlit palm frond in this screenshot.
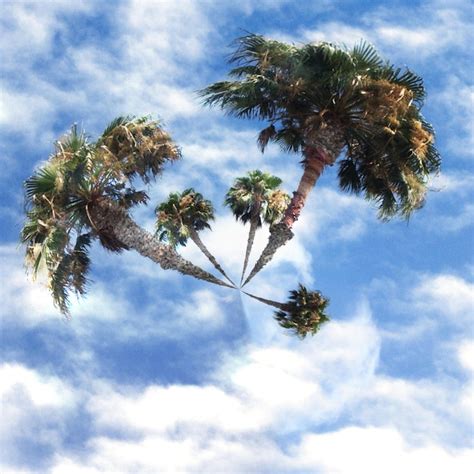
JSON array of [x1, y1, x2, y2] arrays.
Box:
[[97, 116, 181, 183], [225, 170, 284, 225], [22, 118, 181, 314], [155, 189, 214, 248]]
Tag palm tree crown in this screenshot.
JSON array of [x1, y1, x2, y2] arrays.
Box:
[[274, 284, 330, 339], [244, 284, 330, 339], [225, 170, 290, 283], [156, 189, 234, 285], [202, 34, 441, 286], [156, 188, 214, 248], [21, 117, 182, 314], [225, 170, 289, 226], [202, 34, 440, 219]]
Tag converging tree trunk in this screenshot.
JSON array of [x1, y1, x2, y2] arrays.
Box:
[[243, 129, 344, 287], [188, 227, 235, 286], [240, 201, 262, 285], [243, 291, 288, 311], [92, 200, 234, 288]]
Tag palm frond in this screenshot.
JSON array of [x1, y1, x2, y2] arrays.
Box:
[[22, 117, 180, 314], [351, 40, 384, 71], [155, 188, 215, 248], [273, 284, 330, 338], [225, 170, 285, 225]]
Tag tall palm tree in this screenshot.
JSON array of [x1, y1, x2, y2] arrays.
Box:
[[201, 34, 440, 286], [244, 284, 330, 338], [21, 118, 232, 315], [156, 188, 234, 286], [225, 170, 290, 284]]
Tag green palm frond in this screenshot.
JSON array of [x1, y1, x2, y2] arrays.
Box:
[[48, 232, 93, 315], [351, 40, 384, 70], [155, 188, 214, 248], [274, 284, 330, 339], [22, 118, 180, 314], [225, 170, 286, 225], [99, 116, 134, 139], [202, 33, 440, 221]]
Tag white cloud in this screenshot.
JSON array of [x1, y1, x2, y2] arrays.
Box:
[[172, 288, 232, 329], [0, 363, 77, 466], [0, 363, 75, 407], [430, 203, 474, 232], [458, 340, 474, 372], [432, 77, 474, 159], [2, 2, 474, 472], [2, 300, 472, 473], [428, 171, 474, 195], [412, 273, 474, 321], [292, 426, 474, 474], [0, 1, 92, 68], [298, 5, 472, 59], [0, 244, 132, 326], [0, 0, 215, 144]]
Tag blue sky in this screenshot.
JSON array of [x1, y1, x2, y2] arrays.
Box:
[[1, 0, 473, 472]]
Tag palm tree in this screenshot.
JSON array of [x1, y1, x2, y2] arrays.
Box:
[[21, 118, 232, 315], [225, 170, 290, 284], [244, 284, 330, 338], [201, 34, 440, 286], [156, 188, 234, 286]]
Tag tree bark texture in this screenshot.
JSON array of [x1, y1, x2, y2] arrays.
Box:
[[243, 291, 288, 311], [189, 227, 235, 287], [92, 200, 233, 288], [240, 216, 259, 285], [242, 126, 345, 287]]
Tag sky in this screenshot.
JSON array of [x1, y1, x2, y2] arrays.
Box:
[[0, 0, 473, 472]]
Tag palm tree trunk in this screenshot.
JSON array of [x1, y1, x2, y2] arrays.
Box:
[[242, 143, 339, 287], [243, 291, 288, 311], [92, 200, 234, 288], [189, 227, 235, 287], [240, 215, 259, 285]]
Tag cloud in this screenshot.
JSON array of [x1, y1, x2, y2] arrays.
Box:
[[0, 244, 134, 327], [292, 426, 474, 474], [0, 363, 78, 467], [412, 273, 474, 322], [297, 4, 472, 60], [2, 1, 473, 472], [3, 306, 464, 472], [431, 77, 474, 159], [0, 0, 216, 145], [458, 340, 474, 372], [2, 297, 472, 473]]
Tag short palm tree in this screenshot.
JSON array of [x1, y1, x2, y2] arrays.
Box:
[[225, 170, 290, 284], [21, 118, 232, 315], [245, 284, 330, 338], [201, 34, 440, 286], [156, 188, 234, 286]]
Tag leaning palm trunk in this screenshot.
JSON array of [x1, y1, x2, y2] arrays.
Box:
[[243, 134, 343, 287], [92, 200, 233, 288], [240, 216, 259, 285], [189, 227, 235, 286], [243, 291, 288, 311]]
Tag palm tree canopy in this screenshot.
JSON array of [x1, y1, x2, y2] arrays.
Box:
[[201, 34, 440, 218], [274, 284, 330, 338], [21, 117, 180, 314], [225, 170, 290, 226], [156, 188, 215, 248]]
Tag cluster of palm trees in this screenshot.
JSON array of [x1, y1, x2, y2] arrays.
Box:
[[21, 34, 439, 338]]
